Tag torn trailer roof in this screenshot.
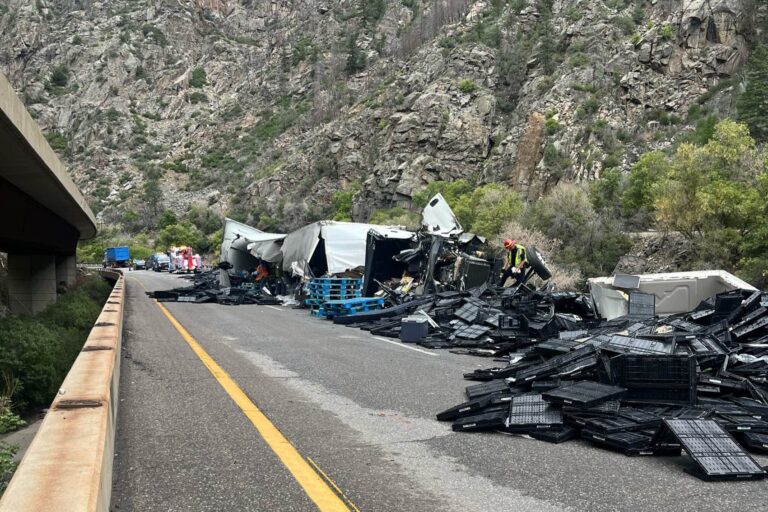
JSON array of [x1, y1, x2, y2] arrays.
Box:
[[220, 218, 286, 286], [280, 221, 413, 277]]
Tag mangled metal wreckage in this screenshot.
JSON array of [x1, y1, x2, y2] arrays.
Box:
[[152, 193, 553, 305]]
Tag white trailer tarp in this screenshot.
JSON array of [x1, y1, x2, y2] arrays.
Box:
[[246, 233, 285, 263]]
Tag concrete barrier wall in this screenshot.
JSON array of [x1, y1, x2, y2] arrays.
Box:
[[0, 269, 124, 512]]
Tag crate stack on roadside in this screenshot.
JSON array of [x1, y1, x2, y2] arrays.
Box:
[[305, 277, 363, 317]]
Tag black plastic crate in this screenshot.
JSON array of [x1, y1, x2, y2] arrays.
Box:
[[498, 314, 528, 330], [505, 394, 563, 433], [654, 419, 766, 481], [712, 293, 744, 323], [596, 334, 675, 355], [437, 394, 494, 422], [452, 409, 508, 432], [534, 339, 579, 356], [739, 432, 768, 453], [531, 378, 563, 392], [729, 397, 768, 418], [628, 292, 656, 318], [610, 355, 696, 405], [585, 417, 644, 434], [716, 414, 768, 434], [543, 381, 626, 408], [531, 425, 577, 443], [512, 346, 598, 383], [465, 380, 511, 400], [454, 302, 482, 324], [582, 430, 681, 457]]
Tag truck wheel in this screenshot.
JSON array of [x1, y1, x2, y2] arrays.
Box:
[[526, 246, 552, 281]]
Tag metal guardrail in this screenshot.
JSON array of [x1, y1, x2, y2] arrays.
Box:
[[0, 269, 124, 512]]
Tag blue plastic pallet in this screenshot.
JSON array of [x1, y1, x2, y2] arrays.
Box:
[[310, 278, 362, 285], [323, 297, 384, 308], [309, 282, 362, 288]]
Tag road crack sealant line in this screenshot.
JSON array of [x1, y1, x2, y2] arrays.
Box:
[[141, 284, 354, 512]]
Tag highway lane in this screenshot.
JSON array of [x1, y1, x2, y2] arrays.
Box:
[[112, 271, 768, 512]]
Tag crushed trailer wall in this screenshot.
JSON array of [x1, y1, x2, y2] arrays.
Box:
[[589, 271, 758, 320]]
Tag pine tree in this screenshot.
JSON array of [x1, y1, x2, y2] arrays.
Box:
[[737, 44, 768, 142]]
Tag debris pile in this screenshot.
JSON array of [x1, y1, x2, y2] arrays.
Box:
[[334, 278, 593, 350], [434, 288, 768, 481], [147, 266, 281, 306]]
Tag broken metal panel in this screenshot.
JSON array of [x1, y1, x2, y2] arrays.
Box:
[[220, 218, 277, 272], [280, 222, 325, 276], [246, 235, 285, 263], [362, 229, 415, 297], [421, 193, 462, 236]]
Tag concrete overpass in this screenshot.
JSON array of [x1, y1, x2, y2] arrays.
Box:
[[0, 70, 96, 313]]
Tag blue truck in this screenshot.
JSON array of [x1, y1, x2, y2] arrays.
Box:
[[103, 246, 131, 268]]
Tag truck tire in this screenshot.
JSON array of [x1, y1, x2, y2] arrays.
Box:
[[526, 246, 552, 281]]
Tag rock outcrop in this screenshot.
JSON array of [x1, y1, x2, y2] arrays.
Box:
[[0, 0, 763, 231]]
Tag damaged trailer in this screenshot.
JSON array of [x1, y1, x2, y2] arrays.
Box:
[[220, 217, 285, 282], [279, 220, 413, 278]]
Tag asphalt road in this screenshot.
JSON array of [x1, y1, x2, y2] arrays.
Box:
[[112, 271, 768, 512]]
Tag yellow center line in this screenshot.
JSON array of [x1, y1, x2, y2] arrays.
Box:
[[132, 278, 353, 511]]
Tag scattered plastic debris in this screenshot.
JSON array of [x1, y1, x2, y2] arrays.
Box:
[[434, 287, 768, 482]]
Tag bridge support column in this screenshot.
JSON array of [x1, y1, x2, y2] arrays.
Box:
[[55, 253, 76, 287], [7, 253, 57, 314]]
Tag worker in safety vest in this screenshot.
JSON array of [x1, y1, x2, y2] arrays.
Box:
[[500, 239, 528, 286]]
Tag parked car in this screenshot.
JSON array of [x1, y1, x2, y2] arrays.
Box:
[[148, 253, 171, 272], [132, 258, 147, 270]]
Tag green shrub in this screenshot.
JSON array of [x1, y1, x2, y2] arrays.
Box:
[[582, 95, 599, 115], [135, 65, 148, 80], [187, 204, 222, 235], [188, 91, 207, 104], [625, 120, 768, 287], [49, 65, 69, 87], [332, 190, 356, 221], [141, 23, 167, 47], [369, 207, 420, 227], [155, 221, 205, 250], [189, 66, 207, 88], [344, 32, 366, 75], [0, 408, 25, 435], [459, 79, 477, 94], [45, 131, 68, 152], [660, 24, 676, 41], [362, 0, 386, 25], [678, 115, 718, 145], [545, 117, 561, 135], [527, 183, 631, 279], [0, 277, 111, 410], [0, 442, 18, 495], [569, 53, 589, 68], [613, 16, 635, 35]]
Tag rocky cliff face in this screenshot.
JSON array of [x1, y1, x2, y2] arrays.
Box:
[[0, 0, 763, 231]]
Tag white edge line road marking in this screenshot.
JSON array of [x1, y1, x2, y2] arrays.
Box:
[[371, 336, 439, 356], [266, 305, 283, 312]]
